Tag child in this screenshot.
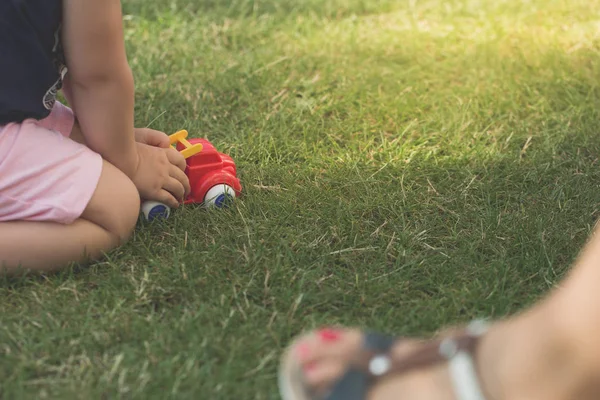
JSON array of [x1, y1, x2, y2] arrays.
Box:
[[0, 0, 190, 274]]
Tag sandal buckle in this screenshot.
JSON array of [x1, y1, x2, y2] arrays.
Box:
[[368, 355, 391, 376]]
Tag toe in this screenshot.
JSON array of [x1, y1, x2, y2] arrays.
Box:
[[292, 328, 363, 365], [303, 360, 347, 395], [289, 328, 364, 393]]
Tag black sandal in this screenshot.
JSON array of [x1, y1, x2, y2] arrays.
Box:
[[279, 320, 490, 400]]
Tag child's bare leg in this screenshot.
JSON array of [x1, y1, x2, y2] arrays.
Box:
[[0, 160, 139, 275]]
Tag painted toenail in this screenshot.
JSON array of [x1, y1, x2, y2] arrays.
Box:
[[295, 342, 310, 360], [318, 328, 342, 342]]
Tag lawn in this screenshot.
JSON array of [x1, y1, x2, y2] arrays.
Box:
[[2, 0, 600, 398]]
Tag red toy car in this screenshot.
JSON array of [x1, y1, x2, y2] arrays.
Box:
[[141, 130, 242, 221], [177, 137, 242, 205]]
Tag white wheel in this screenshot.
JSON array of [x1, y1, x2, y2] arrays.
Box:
[[141, 201, 171, 221], [204, 184, 236, 208]]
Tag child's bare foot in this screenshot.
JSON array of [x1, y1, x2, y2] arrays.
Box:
[[279, 306, 600, 400]]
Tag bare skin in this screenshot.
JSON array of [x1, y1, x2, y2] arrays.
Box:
[[0, 158, 139, 275], [287, 225, 600, 399], [0, 121, 190, 275], [0, 0, 190, 274]]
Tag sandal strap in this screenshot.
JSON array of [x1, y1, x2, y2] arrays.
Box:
[[325, 332, 396, 400], [324, 320, 489, 400], [443, 320, 489, 400]]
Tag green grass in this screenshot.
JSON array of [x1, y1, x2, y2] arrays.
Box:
[[3, 0, 600, 397]]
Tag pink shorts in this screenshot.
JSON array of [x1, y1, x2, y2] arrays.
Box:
[[0, 102, 103, 224]]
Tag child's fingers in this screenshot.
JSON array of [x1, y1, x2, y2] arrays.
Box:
[[170, 165, 191, 197], [154, 189, 180, 209], [166, 147, 186, 172], [135, 128, 170, 148], [163, 177, 186, 203]]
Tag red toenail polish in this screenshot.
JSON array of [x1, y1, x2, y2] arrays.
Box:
[[296, 343, 310, 360], [318, 328, 342, 342]]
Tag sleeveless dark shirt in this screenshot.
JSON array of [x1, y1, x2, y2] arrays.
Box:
[[0, 0, 66, 125]]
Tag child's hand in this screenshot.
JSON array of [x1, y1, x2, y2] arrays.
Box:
[[131, 143, 191, 208], [134, 128, 170, 148]]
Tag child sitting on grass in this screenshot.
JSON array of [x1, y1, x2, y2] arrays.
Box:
[[0, 0, 190, 274]]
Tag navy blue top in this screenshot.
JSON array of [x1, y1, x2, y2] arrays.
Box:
[[0, 0, 66, 125]]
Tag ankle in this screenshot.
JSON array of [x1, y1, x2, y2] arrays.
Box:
[[481, 303, 600, 400], [551, 286, 600, 367]]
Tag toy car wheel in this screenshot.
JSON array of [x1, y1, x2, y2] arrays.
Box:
[[204, 184, 236, 208], [141, 201, 171, 221]]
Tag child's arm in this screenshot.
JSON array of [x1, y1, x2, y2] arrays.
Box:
[[61, 0, 137, 177], [61, 0, 190, 206]]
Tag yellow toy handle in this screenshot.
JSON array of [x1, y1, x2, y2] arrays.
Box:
[[169, 130, 203, 159]]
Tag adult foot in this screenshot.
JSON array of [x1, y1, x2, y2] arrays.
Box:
[[279, 308, 600, 400]]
